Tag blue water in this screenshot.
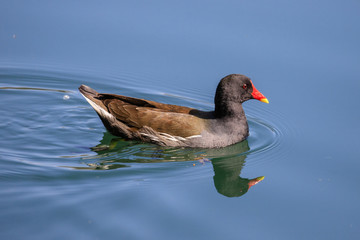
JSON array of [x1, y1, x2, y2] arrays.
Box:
[[1, 0, 360, 239]]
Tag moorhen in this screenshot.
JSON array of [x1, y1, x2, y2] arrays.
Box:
[[79, 74, 268, 148]]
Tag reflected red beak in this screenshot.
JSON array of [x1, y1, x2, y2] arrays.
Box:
[[248, 176, 265, 189], [251, 81, 269, 103]]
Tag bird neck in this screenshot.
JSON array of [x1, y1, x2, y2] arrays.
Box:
[[215, 101, 245, 119]]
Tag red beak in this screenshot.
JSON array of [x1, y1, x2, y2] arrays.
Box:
[[248, 176, 265, 189], [251, 81, 269, 103]]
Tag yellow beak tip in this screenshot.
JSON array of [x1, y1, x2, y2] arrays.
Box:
[[260, 98, 269, 104], [256, 176, 265, 181]]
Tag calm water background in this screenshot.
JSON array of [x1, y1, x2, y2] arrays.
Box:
[[1, 0, 360, 239]]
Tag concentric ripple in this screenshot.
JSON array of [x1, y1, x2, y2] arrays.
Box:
[[0, 65, 293, 174]]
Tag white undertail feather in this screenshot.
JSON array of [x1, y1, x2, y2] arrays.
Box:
[[80, 93, 116, 122]]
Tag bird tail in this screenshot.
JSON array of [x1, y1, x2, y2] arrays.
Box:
[[78, 84, 98, 98], [78, 84, 134, 138], [78, 85, 105, 113]]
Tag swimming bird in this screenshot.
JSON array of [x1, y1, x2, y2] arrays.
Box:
[[79, 74, 268, 148]]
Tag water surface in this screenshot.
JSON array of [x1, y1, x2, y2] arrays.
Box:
[[1, 0, 360, 239]]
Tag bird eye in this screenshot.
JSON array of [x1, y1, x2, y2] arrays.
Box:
[[242, 84, 247, 90]]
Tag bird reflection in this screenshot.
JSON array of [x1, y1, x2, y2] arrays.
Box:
[[78, 132, 264, 197], [193, 139, 264, 197], [212, 157, 264, 197]]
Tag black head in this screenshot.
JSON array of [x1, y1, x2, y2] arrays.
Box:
[[215, 74, 253, 104], [214, 74, 268, 117]]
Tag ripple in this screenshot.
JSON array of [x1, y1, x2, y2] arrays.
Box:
[[0, 65, 295, 200], [0, 65, 295, 174], [248, 117, 280, 152], [0, 86, 72, 93], [245, 103, 298, 167]]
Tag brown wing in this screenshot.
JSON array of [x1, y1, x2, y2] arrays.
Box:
[[101, 94, 194, 114], [100, 94, 205, 137]]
